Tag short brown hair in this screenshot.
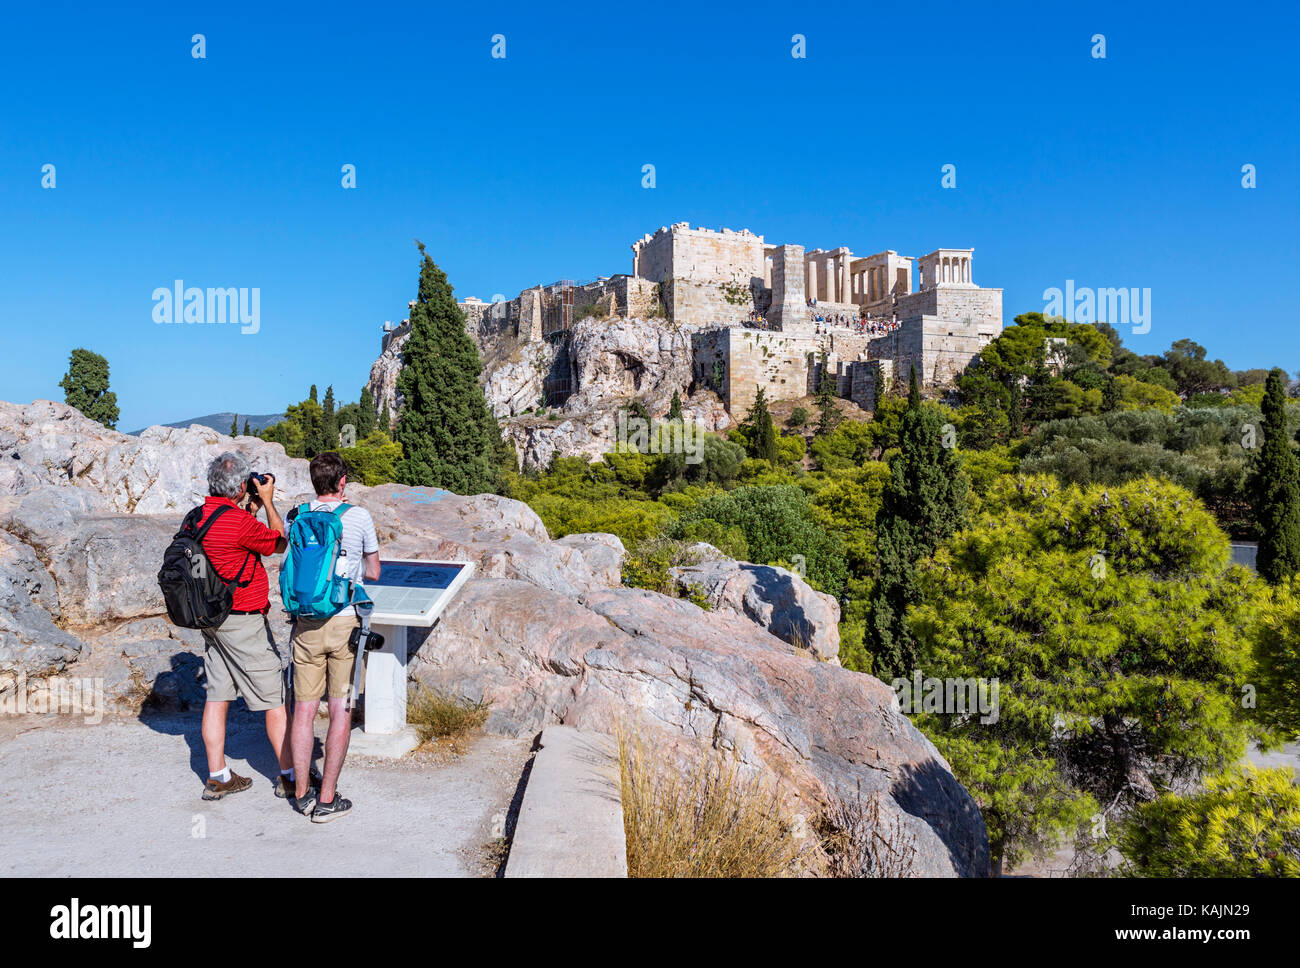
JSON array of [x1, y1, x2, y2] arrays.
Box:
[[310, 452, 350, 496]]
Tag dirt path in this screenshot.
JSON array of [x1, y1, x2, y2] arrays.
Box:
[[0, 709, 533, 877]]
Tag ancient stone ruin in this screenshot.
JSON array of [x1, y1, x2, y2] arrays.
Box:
[[368, 223, 1004, 466]]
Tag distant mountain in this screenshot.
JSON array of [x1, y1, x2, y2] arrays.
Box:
[[126, 412, 285, 437]]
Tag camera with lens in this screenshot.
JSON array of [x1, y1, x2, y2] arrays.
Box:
[[348, 627, 385, 653], [246, 472, 274, 490]]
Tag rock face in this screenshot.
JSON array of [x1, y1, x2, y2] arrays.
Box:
[[369, 316, 731, 471], [0, 398, 989, 877], [668, 560, 841, 663], [0, 400, 313, 513]]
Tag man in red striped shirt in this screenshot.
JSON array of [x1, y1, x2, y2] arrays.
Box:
[[196, 452, 295, 801]]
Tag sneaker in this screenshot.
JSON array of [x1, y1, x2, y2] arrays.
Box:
[[310, 793, 352, 824], [294, 788, 319, 817], [202, 771, 253, 801], [274, 767, 323, 799]]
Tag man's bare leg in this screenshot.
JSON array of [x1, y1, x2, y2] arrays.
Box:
[[319, 696, 351, 803], [264, 703, 293, 773], [201, 700, 230, 774], [291, 699, 319, 799]]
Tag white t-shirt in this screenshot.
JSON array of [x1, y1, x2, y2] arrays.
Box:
[[307, 500, 379, 584]]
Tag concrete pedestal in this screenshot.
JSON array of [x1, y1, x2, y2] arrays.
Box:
[[348, 622, 419, 758]]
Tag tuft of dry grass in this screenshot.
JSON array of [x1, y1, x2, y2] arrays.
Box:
[[816, 782, 920, 878], [617, 728, 805, 878], [406, 686, 490, 745]]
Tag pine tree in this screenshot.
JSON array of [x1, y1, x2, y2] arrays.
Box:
[[58, 348, 119, 429], [815, 349, 840, 436], [866, 365, 968, 679], [743, 386, 778, 464], [243, 419, 251, 436], [1252, 368, 1300, 583], [358, 386, 376, 438], [669, 390, 683, 421], [394, 243, 503, 494], [322, 386, 338, 449], [230, 414, 239, 436]]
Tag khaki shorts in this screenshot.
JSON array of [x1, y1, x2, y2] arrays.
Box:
[[292, 611, 360, 702], [202, 613, 286, 711]]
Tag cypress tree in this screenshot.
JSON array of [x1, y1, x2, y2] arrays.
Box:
[[1252, 368, 1300, 583], [815, 349, 840, 436], [866, 365, 968, 679], [322, 386, 338, 449], [358, 386, 376, 438], [300, 386, 326, 458], [243, 419, 251, 436], [230, 414, 239, 436], [380, 401, 392, 433], [669, 390, 683, 421], [394, 243, 503, 494], [743, 386, 778, 464], [58, 348, 119, 429]]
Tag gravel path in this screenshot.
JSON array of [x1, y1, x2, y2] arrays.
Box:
[[0, 709, 533, 877]]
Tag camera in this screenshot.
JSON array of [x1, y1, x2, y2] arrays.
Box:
[[348, 627, 385, 653], [246, 472, 274, 490]]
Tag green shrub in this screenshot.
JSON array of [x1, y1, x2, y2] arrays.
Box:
[[680, 485, 848, 596], [1122, 766, 1300, 877]]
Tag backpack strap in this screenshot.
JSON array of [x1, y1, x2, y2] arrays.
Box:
[[190, 504, 232, 542], [332, 502, 351, 517], [191, 504, 255, 589]]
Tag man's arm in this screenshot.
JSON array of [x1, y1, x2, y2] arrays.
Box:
[[252, 477, 289, 554], [360, 510, 381, 581]]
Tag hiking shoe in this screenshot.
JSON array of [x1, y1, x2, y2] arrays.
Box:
[[311, 793, 352, 824], [274, 767, 323, 799], [202, 771, 253, 801]]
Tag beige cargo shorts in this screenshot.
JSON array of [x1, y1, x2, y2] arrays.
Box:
[[201, 613, 286, 711], [292, 611, 361, 702]]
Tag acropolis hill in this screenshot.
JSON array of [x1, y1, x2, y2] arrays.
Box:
[[368, 222, 1004, 467]]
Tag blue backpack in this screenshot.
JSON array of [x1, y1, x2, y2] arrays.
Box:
[[280, 502, 371, 619]]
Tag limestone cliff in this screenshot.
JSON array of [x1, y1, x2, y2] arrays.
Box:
[[367, 315, 730, 471]]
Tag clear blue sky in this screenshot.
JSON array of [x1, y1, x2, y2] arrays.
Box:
[[2, 0, 1296, 430]]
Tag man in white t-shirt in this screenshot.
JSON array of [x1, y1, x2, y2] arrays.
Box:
[[289, 452, 380, 823]]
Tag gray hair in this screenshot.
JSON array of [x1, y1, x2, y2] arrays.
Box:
[[207, 451, 250, 498]]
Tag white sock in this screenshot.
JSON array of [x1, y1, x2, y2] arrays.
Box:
[[281, 768, 295, 781], [210, 766, 231, 783]]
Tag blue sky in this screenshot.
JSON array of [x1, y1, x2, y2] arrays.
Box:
[[1, 0, 1296, 430]]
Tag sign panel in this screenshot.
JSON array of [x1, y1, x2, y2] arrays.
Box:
[[365, 558, 475, 627]]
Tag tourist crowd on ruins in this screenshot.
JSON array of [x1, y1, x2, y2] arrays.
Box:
[[744, 302, 905, 337]]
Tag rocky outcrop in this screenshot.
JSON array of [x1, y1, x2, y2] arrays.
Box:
[[0, 398, 989, 877], [368, 315, 732, 471], [668, 560, 842, 663], [0, 400, 312, 513]]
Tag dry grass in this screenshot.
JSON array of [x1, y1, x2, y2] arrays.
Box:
[[617, 728, 805, 878], [816, 781, 920, 877], [406, 686, 490, 745]]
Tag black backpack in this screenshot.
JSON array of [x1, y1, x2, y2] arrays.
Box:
[[157, 505, 254, 630]]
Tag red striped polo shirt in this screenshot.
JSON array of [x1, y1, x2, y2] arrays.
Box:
[[195, 497, 282, 612]]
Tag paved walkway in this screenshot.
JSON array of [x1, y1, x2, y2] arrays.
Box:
[[0, 709, 532, 877]]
